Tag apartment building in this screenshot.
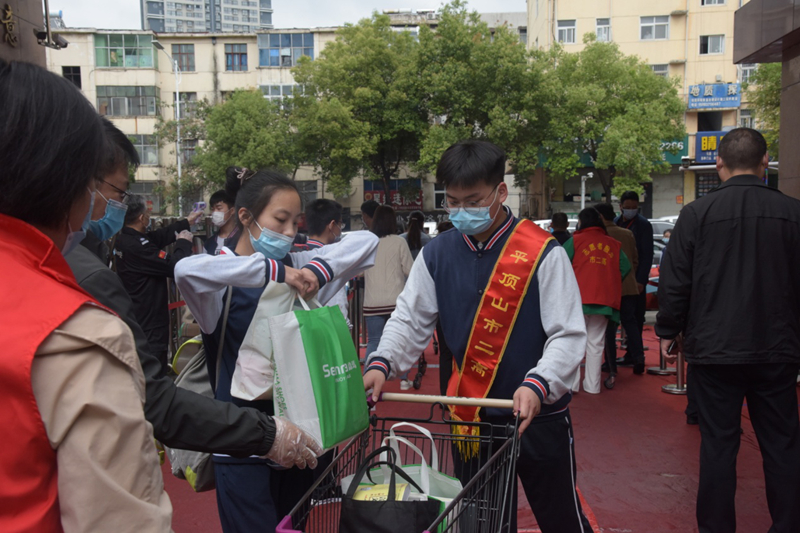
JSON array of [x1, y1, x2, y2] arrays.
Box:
[[527, 0, 764, 217], [141, 0, 274, 34]]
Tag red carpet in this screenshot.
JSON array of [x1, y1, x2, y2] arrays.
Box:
[[165, 324, 796, 532]]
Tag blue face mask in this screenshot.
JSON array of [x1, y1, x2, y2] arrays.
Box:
[[88, 190, 128, 241], [248, 219, 294, 260], [446, 187, 501, 236], [63, 188, 95, 256], [663, 237, 670, 244]]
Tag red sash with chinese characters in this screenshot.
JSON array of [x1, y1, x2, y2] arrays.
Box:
[[447, 220, 553, 457]]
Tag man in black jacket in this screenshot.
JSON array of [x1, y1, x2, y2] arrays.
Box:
[[115, 194, 201, 372], [656, 128, 800, 533], [614, 191, 653, 374], [66, 119, 319, 464]]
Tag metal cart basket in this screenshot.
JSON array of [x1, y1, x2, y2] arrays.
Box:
[[277, 398, 520, 533]]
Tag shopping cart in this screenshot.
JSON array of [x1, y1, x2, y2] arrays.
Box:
[[277, 394, 520, 533]]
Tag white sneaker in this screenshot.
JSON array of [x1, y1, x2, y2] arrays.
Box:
[[400, 380, 412, 391]]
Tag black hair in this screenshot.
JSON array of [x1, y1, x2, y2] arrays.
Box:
[[578, 208, 607, 233], [719, 128, 768, 172], [619, 191, 640, 204], [124, 194, 147, 225], [437, 220, 454, 233], [224, 166, 299, 230], [371, 205, 397, 238], [305, 198, 343, 236], [436, 140, 506, 189], [100, 117, 139, 177], [209, 189, 235, 208], [405, 210, 425, 251], [593, 203, 616, 222], [361, 200, 379, 218], [0, 60, 107, 229], [551, 212, 568, 230]]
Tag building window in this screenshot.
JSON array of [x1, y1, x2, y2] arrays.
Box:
[[174, 92, 198, 118], [701, 0, 725, 5], [739, 63, 756, 84], [225, 43, 248, 70], [738, 109, 754, 128], [259, 84, 301, 101], [651, 64, 669, 77], [62, 66, 81, 88], [96, 86, 160, 117], [596, 18, 611, 42], [518, 28, 527, 46], [260, 11, 272, 25], [260, 0, 271, 8], [172, 44, 196, 71], [557, 20, 576, 44], [95, 34, 158, 68], [130, 134, 159, 166], [434, 183, 446, 210], [181, 139, 198, 164], [640, 16, 669, 40], [296, 180, 318, 202], [699, 35, 724, 55], [258, 33, 314, 67]]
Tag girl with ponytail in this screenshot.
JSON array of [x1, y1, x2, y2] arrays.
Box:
[[175, 166, 379, 533]]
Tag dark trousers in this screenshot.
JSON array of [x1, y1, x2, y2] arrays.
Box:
[[453, 412, 592, 533], [604, 294, 644, 365], [214, 452, 334, 533], [437, 320, 454, 396], [145, 325, 170, 376], [692, 363, 800, 533], [604, 321, 619, 375]]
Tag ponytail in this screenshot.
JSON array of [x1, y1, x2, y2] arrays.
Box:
[[224, 166, 299, 230], [406, 210, 424, 251]]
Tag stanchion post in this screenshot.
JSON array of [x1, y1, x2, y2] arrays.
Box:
[[647, 349, 677, 376], [661, 350, 687, 395]]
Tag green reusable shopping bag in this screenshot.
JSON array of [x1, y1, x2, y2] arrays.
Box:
[[269, 295, 369, 450]]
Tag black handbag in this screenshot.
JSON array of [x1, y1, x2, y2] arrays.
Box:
[[339, 446, 442, 533]]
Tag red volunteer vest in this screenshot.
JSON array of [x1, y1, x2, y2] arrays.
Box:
[[0, 214, 101, 533], [571, 226, 623, 310]]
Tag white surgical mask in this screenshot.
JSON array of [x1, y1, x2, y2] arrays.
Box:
[[211, 209, 231, 228]]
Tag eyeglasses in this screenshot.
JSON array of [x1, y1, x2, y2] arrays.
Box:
[[100, 179, 129, 201], [443, 185, 499, 214]]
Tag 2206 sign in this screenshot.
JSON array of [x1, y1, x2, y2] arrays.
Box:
[[660, 141, 685, 151]]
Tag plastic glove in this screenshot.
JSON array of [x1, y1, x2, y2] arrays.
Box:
[[176, 230, 194, 242], [265, 417, 323, 469]]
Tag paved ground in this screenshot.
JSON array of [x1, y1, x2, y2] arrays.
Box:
[[165, 319, 795, 532]]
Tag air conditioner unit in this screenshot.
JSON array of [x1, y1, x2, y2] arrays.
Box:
[[427, 13, 436, 20]]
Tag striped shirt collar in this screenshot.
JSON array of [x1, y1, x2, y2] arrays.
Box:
[[461, 206, 515, 252], [307, 238, 325, 249]]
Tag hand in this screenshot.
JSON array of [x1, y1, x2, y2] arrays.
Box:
[[363, 369, 386, 403], [266, 417, 323, 469], [660, 334, 683, 364], [513, 386, 542, 436], [637, 282, 645, 294], [176, 230, 193, 242], [284, 267, 319, 299], [187, 210, 203, 225]]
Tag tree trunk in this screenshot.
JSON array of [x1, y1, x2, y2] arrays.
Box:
[[382, 174, 392, 207], [596, 168, 612, 204]]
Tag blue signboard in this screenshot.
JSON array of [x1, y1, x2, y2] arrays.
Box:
[[695, 131, 726, 163], [688, 83, 741, 109]]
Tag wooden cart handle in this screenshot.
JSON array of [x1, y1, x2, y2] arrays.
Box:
[[373, 392, 514, 409]]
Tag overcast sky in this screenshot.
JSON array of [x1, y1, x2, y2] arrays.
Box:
[[49, 0, 527, 30]]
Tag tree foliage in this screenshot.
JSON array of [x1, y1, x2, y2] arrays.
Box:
[[541, 35, 685, 200], [292, 14, 427, 200], [744, 62, 780, 157], [414, 1, 548, 187]]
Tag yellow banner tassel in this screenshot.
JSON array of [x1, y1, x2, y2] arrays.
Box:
[[450, 414, 481, 460]]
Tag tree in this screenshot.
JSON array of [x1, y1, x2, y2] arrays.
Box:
[[155, 90, 300, 212], [541, 35, 686, 200], [414, 1, 549, 188], [292, 14, 428, 204], [744, 62, 780, 157]]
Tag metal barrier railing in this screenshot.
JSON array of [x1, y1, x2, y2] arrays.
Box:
[[647, 350, 678, 376]]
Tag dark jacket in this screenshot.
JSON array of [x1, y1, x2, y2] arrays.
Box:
[[655, 175, 800, 364], [114, 220, 193, 353], [204, 226, 241, 256], [551, 230, 571, 245], [614, 213, 654, 285], [66, 233, 276, 456]]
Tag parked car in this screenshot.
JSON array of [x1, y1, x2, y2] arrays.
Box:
[[533, 218, 579, 233], [658, 215, 680, 224], [649, 219, 675, 244]]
